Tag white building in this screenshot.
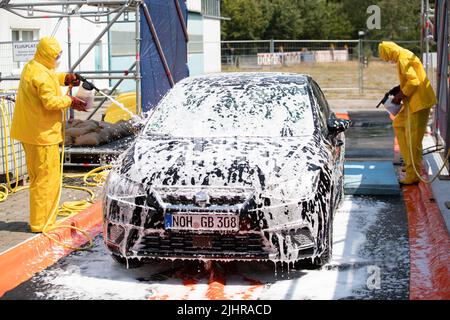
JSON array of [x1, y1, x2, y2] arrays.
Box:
[[187, 0, 223, 75], [0, 0, 223, 90], [0, 1, 112, 89]]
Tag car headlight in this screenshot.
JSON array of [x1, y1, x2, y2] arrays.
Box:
[[262, 171, 320, 204], [104, 171, 146, 199]]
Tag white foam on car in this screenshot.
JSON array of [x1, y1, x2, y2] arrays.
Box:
[[105, 73, 336, 264], [31, 196, 387, 300]]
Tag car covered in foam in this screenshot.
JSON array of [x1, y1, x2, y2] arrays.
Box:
[[102, 73, 350, 268]]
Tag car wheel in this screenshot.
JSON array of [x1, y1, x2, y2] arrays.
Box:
[[308, 218, 333, 269], [302, 197, 334, 269], [111, 253, 143, 269]]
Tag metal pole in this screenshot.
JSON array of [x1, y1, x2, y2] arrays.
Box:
[[420, 0, 425, 59], [69, 4, 127, 72], [86, 62, 136, 120], [425, 0, 430, 75], [81, 75, 135, 79], [445, 0, 450, 167], [51, 17, 63, 37], [3, 1, 129, 7], [173, 0, 188, 42], [68, 16, 74, 119], [135, 2, 142, 115], [359, 36, 363, 94], [72, 70, 137, 74]]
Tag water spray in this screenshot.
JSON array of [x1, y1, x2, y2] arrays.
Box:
[[75, 73, 140, 123]]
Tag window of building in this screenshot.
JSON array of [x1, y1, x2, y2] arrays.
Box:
[[109, 31, 135, 57], [201, 0, 221, 18], [187, 12, 204, 54], [12, 29, 39, 42], [188, 34, 204, 54]]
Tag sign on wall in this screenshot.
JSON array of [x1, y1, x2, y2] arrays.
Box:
[[12, 41, 38, 62]]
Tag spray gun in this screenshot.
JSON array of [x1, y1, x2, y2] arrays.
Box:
[[75, 73, 101, 92], [376, 85, 402, 117], [376, 85, 401, 108], [73, 73, 96, 110], [376, 85, 400, 108]]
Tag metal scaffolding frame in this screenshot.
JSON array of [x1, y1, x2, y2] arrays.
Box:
[[0, 0, 189, 166], [0, 0, 143, 119], [421, 0, 450, 178]]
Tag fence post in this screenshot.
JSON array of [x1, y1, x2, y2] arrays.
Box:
[[358, 32, 365, 94], [269, 40, 275, 70]]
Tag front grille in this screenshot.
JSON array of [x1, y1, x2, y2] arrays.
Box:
[[164, 194, 247, 206], [133, 232, 268, 258], [152, 186, 255, 212]]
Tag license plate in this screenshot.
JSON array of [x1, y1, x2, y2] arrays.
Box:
[[165, 213, 239, 231]]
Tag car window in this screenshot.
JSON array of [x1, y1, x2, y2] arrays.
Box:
[[311, 80, 330, 117], [144, 75, 316, 138], [310, 80, 330, 131]]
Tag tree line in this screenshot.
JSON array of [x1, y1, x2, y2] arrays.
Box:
[[221, 0, 422, 41]]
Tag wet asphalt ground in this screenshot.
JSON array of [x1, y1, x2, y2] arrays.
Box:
[[1, 111, 411, 300]]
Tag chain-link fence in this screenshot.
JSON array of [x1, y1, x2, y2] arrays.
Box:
[[0, 38, 425, 99], [221, 39, 422, 98], [0, 92, 27, 184]]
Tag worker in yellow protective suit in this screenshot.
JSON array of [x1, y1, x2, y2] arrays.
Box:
[[11, 37, 88, 233], [378, 41, 437, 185]]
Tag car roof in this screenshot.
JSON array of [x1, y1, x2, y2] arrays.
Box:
[[179, 72, 311, 86]]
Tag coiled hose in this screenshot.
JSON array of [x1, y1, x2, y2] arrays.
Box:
[[404, 98, 450, 184]]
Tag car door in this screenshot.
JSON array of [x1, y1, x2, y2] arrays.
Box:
[[309, 79, 344, 207]]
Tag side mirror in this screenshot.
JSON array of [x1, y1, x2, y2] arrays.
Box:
[[327, 117, 351, 135]]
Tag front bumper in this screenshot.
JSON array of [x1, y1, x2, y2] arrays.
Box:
[[104, 222, 316, 262], [103, 186, 318, 262]]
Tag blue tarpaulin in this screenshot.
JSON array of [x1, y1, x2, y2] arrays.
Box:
[[140, 0, 189, 112]]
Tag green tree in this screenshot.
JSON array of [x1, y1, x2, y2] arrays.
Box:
[[221, 0, 422, 42], [261, 0, 304, 40], [338, 0, 421, 40], [300, 0, 352, 39], [221, 0, 269, 40]]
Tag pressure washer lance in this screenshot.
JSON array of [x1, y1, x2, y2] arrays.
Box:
[[75, 73, 140, 123], [376, 85, 402, 117]]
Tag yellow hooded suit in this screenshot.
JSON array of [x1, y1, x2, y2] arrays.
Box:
[[378, 41, 437, 184], [11, 37, 71, 232]]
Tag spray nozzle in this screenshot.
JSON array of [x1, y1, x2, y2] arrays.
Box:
[[82, 81, 94, 91], [75, 73, 100, 92], [376, 85, 401, 108]]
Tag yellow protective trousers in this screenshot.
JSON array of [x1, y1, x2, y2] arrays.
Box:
[[22, 143, 61, 232], [393, 107, 431, 181]]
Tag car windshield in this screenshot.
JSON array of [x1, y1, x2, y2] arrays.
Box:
[[144, 75, 315, 138]]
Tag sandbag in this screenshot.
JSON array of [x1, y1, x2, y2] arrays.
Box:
[[64, 135, 75, 146], [74, 132, 101, 146], [66, 119, 134, 147]]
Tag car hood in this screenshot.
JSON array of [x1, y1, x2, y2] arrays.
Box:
[[112, 135, 330, 200]]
